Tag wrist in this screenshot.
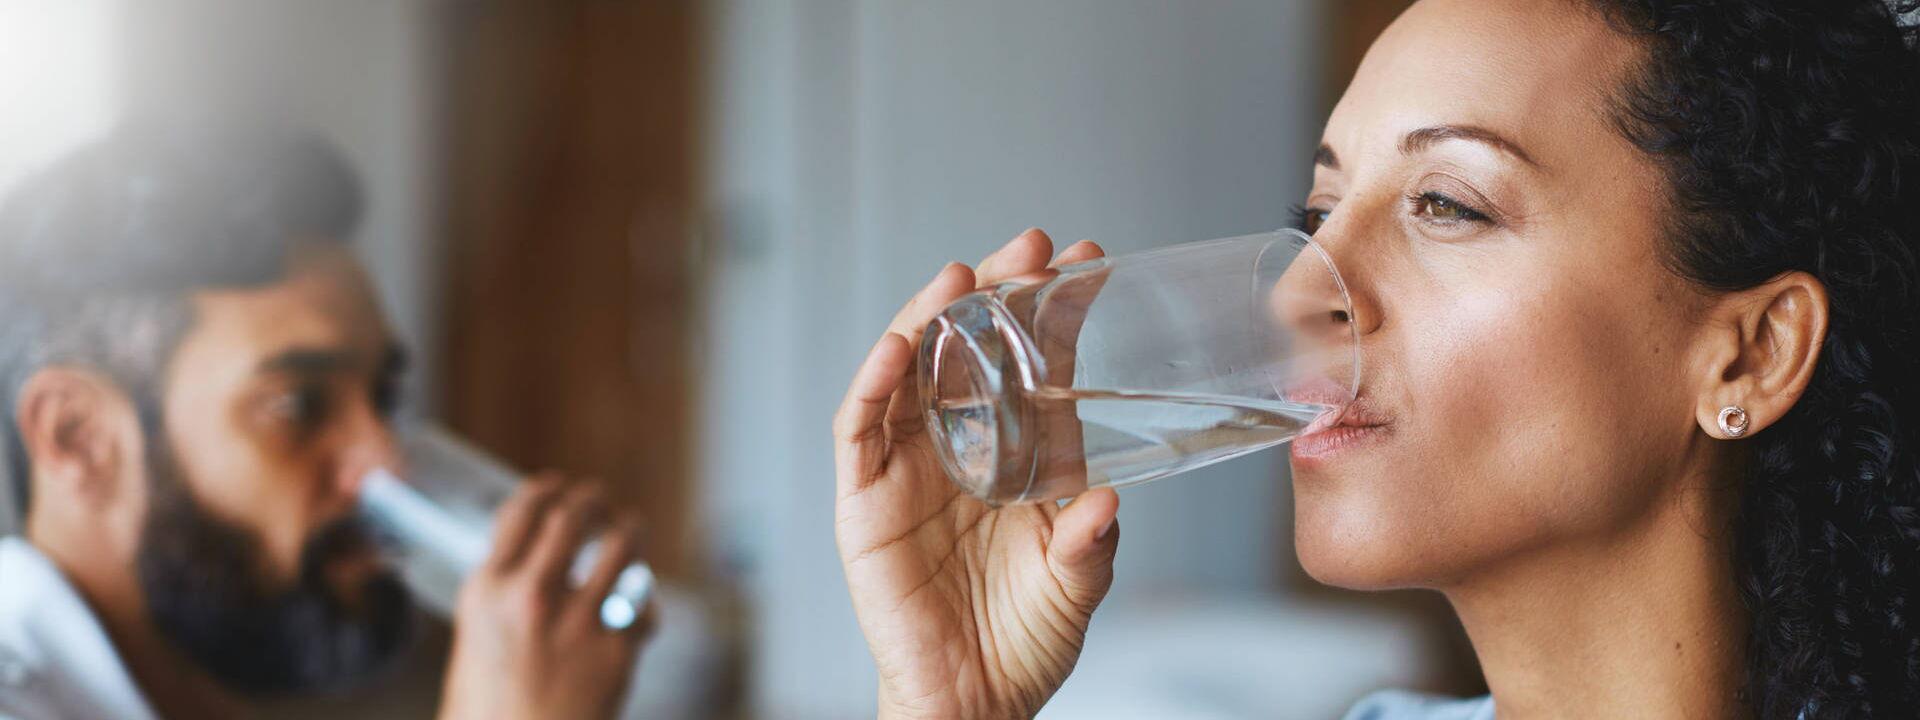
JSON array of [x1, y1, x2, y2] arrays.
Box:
[[879, 687, 1029, 720], [877, 686, 950, 720]]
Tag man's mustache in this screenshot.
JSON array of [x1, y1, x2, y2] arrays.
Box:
[[297, 515, 394, 585]]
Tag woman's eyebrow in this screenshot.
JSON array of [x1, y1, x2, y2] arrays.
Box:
[[1314, 144, 1341, 171], [1400, 124, 1539, 168]]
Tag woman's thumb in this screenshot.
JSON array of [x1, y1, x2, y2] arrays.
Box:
[[1047, 488, 1121, 610]]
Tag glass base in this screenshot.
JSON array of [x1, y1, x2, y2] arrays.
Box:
[[918, 291, 1043, 506]]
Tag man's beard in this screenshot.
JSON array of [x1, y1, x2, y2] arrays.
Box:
[[134, 424, 415, 696]]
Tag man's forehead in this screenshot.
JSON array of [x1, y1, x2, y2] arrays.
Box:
[[178, 247, 394, 377]]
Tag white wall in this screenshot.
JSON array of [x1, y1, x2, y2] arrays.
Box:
[[0, 1, 119, 200], [700, 2, 1340, 716], [0, 0, 122, 537]]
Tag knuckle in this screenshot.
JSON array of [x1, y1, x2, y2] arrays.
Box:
[[838, 418, 884, 446], [831, 410, 862, 442], [596, 534, 636, 565], [500, 480, 559, 518], [548, 502, 589, 536], [505, 583, 552, 621]]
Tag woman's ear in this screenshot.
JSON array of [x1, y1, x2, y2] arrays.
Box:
[[1691, 271, 1829, 440], [14, 366, 139, 510]]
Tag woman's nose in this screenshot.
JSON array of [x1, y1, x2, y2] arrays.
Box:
[[1272, 244, 1356, 346], [1300, 213, 1383, 339]]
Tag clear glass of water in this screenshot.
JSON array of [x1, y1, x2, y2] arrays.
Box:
[[918, 228, 1358, 506], [357, 426, 655, 630]]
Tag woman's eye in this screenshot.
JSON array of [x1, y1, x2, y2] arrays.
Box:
[[1291, 204, 1332, 235], [1411, 191, 1490, 224]]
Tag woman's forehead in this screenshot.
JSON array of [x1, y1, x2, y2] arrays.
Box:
[[1323, 0, 1641, 170]]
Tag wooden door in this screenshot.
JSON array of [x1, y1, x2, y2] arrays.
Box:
[[433, 0, 702, 579]]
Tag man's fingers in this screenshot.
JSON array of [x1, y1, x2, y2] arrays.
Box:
[[834, 332, 914, 494], [975, 228, 1055, 286], [524, 482, 604, 593], [575, 524, 640, 613], [486, 473, 566, 573]]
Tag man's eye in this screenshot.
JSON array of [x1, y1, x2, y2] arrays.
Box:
[[372, 377, 400, 419], [266, 385, 330, 427], [1411, 191, 1490, 223]]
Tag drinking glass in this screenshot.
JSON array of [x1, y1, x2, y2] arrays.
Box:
[[918, 228, 1358, 506], [357, 426, 655, 630]]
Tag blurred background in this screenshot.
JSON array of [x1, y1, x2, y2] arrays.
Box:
[[0, 0, 1482, 717]]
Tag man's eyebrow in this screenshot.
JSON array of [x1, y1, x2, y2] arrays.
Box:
[[259, 348, 351, 376], [1314, 143, 1340, 171], [1400, 124, 1539, 168], [257, 343, 406, 376]]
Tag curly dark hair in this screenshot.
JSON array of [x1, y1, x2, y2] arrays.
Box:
[[1590, 0, 1920, 716]]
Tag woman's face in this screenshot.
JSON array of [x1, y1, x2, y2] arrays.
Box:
[[1289, 0, 1714, 590]]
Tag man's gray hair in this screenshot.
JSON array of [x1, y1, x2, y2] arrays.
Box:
[[0, 120, 362, 530], [0, 293, 194, 529]]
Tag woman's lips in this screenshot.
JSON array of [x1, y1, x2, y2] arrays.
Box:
[[1289, 397, 1391, 463]]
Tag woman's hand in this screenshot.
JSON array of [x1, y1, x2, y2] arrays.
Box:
[[834, 229, 1123, 720]]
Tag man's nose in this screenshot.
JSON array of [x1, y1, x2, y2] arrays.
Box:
[[333, 402, 401, 505]]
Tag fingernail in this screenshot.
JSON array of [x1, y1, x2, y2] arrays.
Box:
[[916, 263, 957, 293], [1096, 518, 1116, 540]]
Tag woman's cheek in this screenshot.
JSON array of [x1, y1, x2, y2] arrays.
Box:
[[1410, 277, 1676, 544], [1295, 278, 1622, 588], [1291, 284, 1538, 586]]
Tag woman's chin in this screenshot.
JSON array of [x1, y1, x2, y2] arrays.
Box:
[[1296, 539, 1404, 590], [1292, 507, 1431, 591]]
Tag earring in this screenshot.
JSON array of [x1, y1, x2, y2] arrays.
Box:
[[1718, 406, 1750, 438]]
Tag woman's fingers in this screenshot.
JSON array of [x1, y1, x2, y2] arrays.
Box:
[[835, 228, 1065, 496], [976, 228, 1055, 286], [1049, 239, 1106, 268], [1047, 487, 1122, 609], [875, 228, 1060, 347], [834, 332, 915, 495], [884, 262, 978, 341]]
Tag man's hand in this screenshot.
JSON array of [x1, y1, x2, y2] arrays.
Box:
[[438, 476, 652, 720]]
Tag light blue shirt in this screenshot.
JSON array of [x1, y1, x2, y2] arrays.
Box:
[[1344, 690, 1495, 720]]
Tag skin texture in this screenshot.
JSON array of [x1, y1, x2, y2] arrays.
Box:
[[836, 1, 1831, 718], [20, 245, 650, 719]]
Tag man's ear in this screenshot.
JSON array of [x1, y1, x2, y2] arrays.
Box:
[[15, 366, 140, 509], [1690, 271, 1829, 440]]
